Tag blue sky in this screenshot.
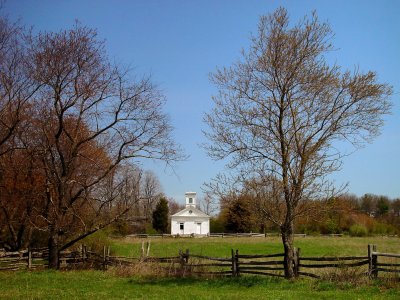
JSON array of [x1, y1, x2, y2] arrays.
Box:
[[4, 0, 399, 203]]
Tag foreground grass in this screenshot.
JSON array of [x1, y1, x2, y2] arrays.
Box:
[[2, 237, 399, 299], [109, 235, 400, 258], [1, 270, 399, 300]]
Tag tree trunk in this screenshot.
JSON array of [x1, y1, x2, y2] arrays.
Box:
[[281, 221, 295, 279], [48, 234, 60, 269]]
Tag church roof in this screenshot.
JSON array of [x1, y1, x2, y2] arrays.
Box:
[[171, 206, 210, 218]]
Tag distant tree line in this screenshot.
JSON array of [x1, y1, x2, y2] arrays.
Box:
[[210, 192, 400, 236]]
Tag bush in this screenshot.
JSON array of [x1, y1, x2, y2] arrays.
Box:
[[111, 219, 131, 236], [210, 217, 225, 233], [82, 228, 112, 253], [296, 224, 320, 236], [349, 224, 368, 237], [325, 218, 341, 234], [371, 222, 397, 235], [145, 224, 158, 234]]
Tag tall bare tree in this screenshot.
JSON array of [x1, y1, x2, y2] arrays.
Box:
[[20, 24, 184, 268], [204, 8, 392, 278], [141, 170, 162, 221], [199, 193, 218, 216], [0, 17, 37, 155], [168, 197, 185, 215]]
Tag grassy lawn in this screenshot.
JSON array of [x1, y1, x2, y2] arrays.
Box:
[[1, 236, 399, 299], [109, 235, 400, 258], [1, 270, 399, 300]]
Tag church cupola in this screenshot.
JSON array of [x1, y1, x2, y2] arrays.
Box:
[[185, 192, 196, 208]]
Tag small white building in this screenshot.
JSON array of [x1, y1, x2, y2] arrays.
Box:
[[170, 192, 210, 236]]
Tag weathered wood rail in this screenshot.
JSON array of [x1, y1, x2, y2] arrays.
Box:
[[0, 244, 398, 280]]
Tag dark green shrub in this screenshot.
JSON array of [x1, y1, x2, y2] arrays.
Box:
[[152, 198, 169, 233], [371, 222, 397, 235], [325, 218, 341, 234], [111, 219, 131, 236], [349, 224, 368, 237], [145, 223, 158, 234], [210, 217, 225, 233], [82, 228, 112, 253]]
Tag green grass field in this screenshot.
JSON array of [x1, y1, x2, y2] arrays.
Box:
[[1, 270, 399, 299], [109, 235, 400, 258], [1, 236, 399, 299]]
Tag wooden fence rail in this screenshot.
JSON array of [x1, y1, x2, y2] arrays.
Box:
[[126, 233, 352, 238], [0, 244, 399, 279]]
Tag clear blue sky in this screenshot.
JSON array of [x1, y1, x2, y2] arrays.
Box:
[[4, 0, 399, 203]]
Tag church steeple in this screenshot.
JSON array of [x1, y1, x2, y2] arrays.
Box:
[[185, 192, 196, 208]]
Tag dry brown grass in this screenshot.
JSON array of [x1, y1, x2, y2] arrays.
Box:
[[319, 265, 369, 286], [108, 259, 188, 278]]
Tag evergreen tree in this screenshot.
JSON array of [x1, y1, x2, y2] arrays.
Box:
[[224, 195, 255, 233], [152, 197, 169, 233]]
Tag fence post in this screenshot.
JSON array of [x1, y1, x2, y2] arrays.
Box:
[[146, 241, 151, 257], [368, 244, 372, 278], [294, 247, 300, 277], [179, 249, 185, 265], [179, 249, 186, 275], [28, 247, 32, 269], [231, 249, 237, 277], [107, 246, 110, 267], [103, 246, 107, 270], [141, 241, 145, 259], [82, 244, 87, 261], [185, 249, 189, 264], [368, 244, 378, 279], [372, 245, 378, 279], [235, 249, 240, 277]]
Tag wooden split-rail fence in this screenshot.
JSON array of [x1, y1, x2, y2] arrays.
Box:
[[0, 246, 97, 271], [1, 244, 399, 279], [126, 233, 345, 238], [171, 245, 399, 279]]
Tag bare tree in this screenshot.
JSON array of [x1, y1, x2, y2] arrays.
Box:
[[141, 170, 162, 221], [199, 193, 218, 216], [115, 164, 143, 215], [168, 197, 184, 215], [23, 24, 184, 268], [204, 8, 392, 278], [0, 16, 37, 155]]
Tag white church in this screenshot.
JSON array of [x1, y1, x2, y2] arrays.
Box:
[[170, 192, 210, 236]]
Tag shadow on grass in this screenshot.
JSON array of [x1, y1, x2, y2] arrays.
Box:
[[130, 275, 286, 288], [130, 274, 399, 294]]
